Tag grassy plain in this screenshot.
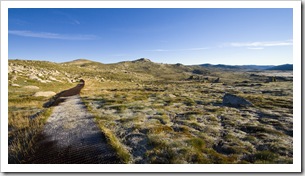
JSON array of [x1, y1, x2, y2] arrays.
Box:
[[8, 59, 293, 163]]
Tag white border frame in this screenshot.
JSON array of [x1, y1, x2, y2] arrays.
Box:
[[1, 1, 301, 173]]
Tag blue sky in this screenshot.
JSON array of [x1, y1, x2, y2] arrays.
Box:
[[8, 8, 292, 65]]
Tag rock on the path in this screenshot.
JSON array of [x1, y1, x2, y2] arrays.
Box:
[[222, 93, 253, 107], [34, 91, 56, 97], [24, 85, 40, 90]]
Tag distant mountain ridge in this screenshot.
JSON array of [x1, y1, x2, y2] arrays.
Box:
[[267, 64, 293, 71], [200, 63, 292, 71]]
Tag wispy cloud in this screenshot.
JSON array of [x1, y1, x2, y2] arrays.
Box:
[[146, 47, 209, 52], [53, 11, 81, 25], [183, 47, 210, 51], [73, 19, 81, 25], [247, 47, 264, 50], [9, 30, 96, 40], [9, 18, 29, 25], [223, 40, 292, 50]]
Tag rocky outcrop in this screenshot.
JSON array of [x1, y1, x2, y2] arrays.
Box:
[[8, 62, 72, 83], [33, 91, 56, 97], [133, 58, 151, 63], [222, 93, 253, 107]]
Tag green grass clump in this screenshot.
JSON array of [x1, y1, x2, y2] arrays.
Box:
[[111, 104, 128, 113], [187, 138, 206, 150], [239, 124, 284, 136], [9, 108, 53, 163], [97, 121, 133, 163], [184, 98, 196, 106], [253, 150, 279, 163]]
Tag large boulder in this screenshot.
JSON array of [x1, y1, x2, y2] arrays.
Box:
[[222, 93, 253, 107], [33, 91, 56, 97]]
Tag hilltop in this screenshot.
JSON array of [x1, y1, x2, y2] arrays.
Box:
[[62, 58, 102, 65]]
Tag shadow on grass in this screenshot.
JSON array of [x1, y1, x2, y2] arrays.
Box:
[[22, 132, 122, 164]]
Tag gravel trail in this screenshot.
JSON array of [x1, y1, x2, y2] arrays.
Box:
[[25, 95, 121, 164]]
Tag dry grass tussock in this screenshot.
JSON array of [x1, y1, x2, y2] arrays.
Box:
[[82, 79, 293, 164]]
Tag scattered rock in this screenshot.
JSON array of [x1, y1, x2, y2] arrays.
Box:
[[49, 76, 57, 81], [11, 84, 20, 87], [222, 93, 253, 107], [167, 94, 176, 98], [24, 85, 40, 90], [8, 66, 13, 73], [213, 77, 220, 83], [40, 80, 49, 83], [29, 75, 40, 80], [65, 78, 72, 83], [34, 91, 56, 97], [11, 76, 17, 81]]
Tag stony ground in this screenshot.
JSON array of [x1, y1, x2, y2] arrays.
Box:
[[24, 95, 121, 164]]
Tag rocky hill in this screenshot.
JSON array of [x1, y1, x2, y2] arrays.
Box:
[[9, 58, 212, 84]]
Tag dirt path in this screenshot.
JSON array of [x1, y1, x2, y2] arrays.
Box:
[[25, 95, 121, 164]]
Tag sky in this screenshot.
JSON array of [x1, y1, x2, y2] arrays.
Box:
[[8, 8, 293, 65]]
